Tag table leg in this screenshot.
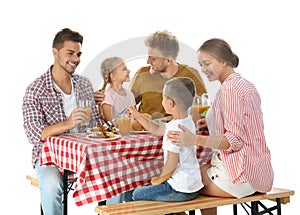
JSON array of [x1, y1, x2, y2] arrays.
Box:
[[63, 170, 72, 215]]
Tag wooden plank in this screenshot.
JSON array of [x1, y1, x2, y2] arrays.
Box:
[[26, 174, 39, 187], [95, 187, 295, 215], [26, 174, 294, 215]]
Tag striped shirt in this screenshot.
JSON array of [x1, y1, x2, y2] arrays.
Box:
[[22, 66, 101, 167], [212, 73, 274, 193]]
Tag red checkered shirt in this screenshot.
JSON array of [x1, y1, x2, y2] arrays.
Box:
[[22, 66, 101, 167]]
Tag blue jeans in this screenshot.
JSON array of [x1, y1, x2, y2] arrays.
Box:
[[106, 190, 137, 204], [132, 182, 201, 202], [35, 159, 64, 215], [106, 193, 124, 204]]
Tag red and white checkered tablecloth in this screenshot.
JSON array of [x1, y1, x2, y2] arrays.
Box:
[[40, 132, 212, 206], [40, 133, 164, 206]]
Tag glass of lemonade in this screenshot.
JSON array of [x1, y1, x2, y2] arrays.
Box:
[[117, 112, 131, 136], [77, 99, 93, 132], [191, 94, 211, 125]]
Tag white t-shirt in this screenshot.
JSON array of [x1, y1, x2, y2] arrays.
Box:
[[102, 87, 136, 116], [163, 115, 203, 193], [53, 79, 78, 133], [53, 80, 76, 117]]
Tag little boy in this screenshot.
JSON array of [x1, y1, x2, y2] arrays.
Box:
[[127, 77, 203, 202]]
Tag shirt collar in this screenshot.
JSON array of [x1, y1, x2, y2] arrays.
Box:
[[45, 65, 80, 91]]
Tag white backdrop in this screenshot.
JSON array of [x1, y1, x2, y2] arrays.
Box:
[[1, 0, 299, 214]]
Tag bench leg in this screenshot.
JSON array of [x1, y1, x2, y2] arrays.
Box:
[[233, 204, 237, 215], [97, 201, 106, 215], [188, 210, 195, 215], [98, 201, 106, 206], [200, 207, 217, 215], [276, 198, 282, 215], [247, 199, 283, 215], [40, 204, 44, 215], [251, 201, 259, 214]]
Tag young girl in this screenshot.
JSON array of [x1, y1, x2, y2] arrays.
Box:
[[100, 57, 136, 122], [100, 57, 136, 204], [127, 77, 204, 203]]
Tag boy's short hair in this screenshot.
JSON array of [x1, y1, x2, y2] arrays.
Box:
[[163, 77, 195, 111]]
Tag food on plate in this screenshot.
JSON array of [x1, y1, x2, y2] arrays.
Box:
[[142, 113, 151, 119], [90, 124, 117, 134], [131, 119, 143, 131], [131, 113, 152, 131], [88, 132, 117, 139], [105, 125, 118, 133]]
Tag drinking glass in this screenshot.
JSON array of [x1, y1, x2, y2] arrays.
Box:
[[77, 99, 92, 132], [117, 112, 131, 136], [191, 93, 211, 125]]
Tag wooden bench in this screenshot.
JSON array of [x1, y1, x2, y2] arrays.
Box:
[[26, 174, 39, 187], [26, 174, 44, 215], [26, 173, 77, 215], [95, 187, 294, 215]]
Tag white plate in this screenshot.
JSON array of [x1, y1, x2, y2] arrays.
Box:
[[87, 127, 119, 134], [86, 128, 98, 134], [87, 133, 121, 141], [130, 130, 150, 134]]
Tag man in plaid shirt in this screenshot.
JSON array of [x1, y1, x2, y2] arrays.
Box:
[[22, 28, 101, 215]]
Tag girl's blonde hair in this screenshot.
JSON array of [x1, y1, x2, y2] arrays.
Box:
[[100, 57, 123, 84]]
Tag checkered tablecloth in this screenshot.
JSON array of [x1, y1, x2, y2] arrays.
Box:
[[40, 132, 212, 206], [40, 133, 164, 206]]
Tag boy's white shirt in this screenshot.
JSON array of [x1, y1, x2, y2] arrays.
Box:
[[163, 115, 204, 193]]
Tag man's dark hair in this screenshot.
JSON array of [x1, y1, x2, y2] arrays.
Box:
[[52, 28, 83, 50]]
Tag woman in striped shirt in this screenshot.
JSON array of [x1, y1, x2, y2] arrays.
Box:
[[168, 38, 274, 214]]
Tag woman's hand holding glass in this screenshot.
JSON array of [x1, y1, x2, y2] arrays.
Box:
[[197, 118, 207, 130], [191, 94, 210, 121]]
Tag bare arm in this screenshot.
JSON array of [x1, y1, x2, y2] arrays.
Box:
[[41, 108, 88, 141], [101, 103, 114, 121], [151, 151, 178, 185], [127, 106, 165, 136]]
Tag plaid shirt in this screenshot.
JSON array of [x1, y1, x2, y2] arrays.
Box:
[[22, 66, 101, 167]]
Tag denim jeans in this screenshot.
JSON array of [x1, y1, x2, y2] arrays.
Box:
[[35, 159, 64, 215], [132, 182, 201, 202], [106, 193, 124, 204], [106, 190, 138, 204]]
